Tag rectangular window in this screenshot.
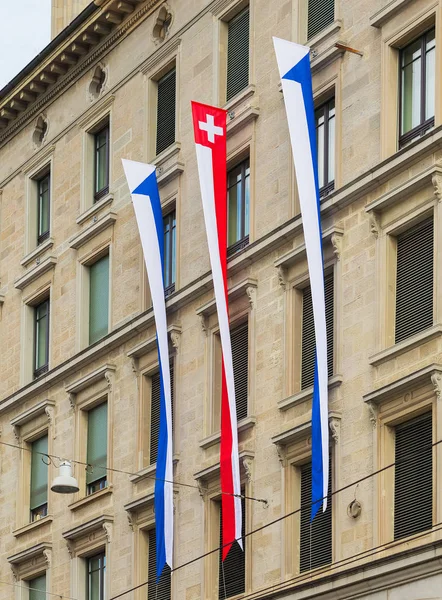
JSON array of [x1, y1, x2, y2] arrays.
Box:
[[394, 412, 432, 540], [163, 210, 176, 296], [400, 29, 435, 147], [149, 363, 174, 466], [227, 158, 250, 254], [94, 124, 110, 202], [300, 457, 332, 572], [87, 552, 106, 600], [315, 98, 335, 197], [301, 273, 334, 389], [34, 298, 50, 379], [86, 402, 108, 495], [232, 322, 248, 422], [37, 173, 50, 245], [308, 0, 334, 40], [89, 254, 109, 345], [30, 434, 48, 522], [226, 8, 250, 102], [218, 495, 245, 598], [156, 68, 176, 156], [29, 574, 46, 600], [395, 218, 433, 344], [147, 529, 171, 599]]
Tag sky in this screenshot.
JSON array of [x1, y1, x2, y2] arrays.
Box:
[[0, 0, 52, 90]]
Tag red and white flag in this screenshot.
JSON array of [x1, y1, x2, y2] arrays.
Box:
[[192, 101, 242, 559]]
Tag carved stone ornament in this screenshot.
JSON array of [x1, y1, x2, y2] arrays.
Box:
[[173, 489, 179, 515], [32, 114, 48, 148], [43, 548, 52, 569], [246, 285, 257, 310], [131, 357, 138, 375], [367, 401, 378, 428], [432, 173, 442, 202], [89, 64, 107, 101], [66, 540, 75, 559], [12, 424, 20, 442], [68, 392, 76, 411], [329, 417, 340, 443], [45, 406, 54, 427], [127, 513, 134, 531], [199, 313, 208, 335], [331, 233, 342, 261], [197, 480, 208, 499], [104, 370, 113, 392], [369, 212, 380, 239], [277, 265, 286, 288], [275, 442, 286, 466], [170, 330, 181, 349], [102, 522, 112, 544], [431, 372, 442, 401], [242, 456, 253, 482], [152, 4, 173, 44], [10, 565, 19, 582]]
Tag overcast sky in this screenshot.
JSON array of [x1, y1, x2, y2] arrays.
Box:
[[0, 0, 51, 90]]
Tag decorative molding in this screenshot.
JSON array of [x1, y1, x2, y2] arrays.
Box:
[[272, 412, 341, 450], [153, 142, 184, 187], [62, 514, 114, 542], [65, 363, 116, 406], [242, 456, 253, 482], [43, 547, 52, 569], [170, 329, 181, 349], [369, 325, 442, 367], [10, 399, 55, 434], [432, 172, 442, 202], [199, 313, 208, 335], [431, 372, 442, 401], [68, 211, 117, 249], [369, 0, 415, 28], [22, 144, 55, 176], [199, 416, 256, 450], [127, 324, 182, 363], [331, 231, 343, 260], [367, 401, 378, 428], [274, 226, 344, 272], [102, 521, 112, 544], [277, 265, 287, 288], [140, 37, 181, 75], [194, 450, 255, 485], [197, 480, 209, 499], [20, 237, 54, 268], [196, 278, 257, 321], [329, 416, 340, 443], [14, 256, 57, 290], [8, 542, 52, 568], [76, 192, 113, 225], [245, 284, 257, 310], [275, 442, 286, 466], [277, 375, 343, 411], [369, 212, 380, 239], [127, 513, 134, 531]]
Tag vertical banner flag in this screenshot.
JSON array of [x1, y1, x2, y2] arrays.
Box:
[[122, 159, 173, 576], [191, 101, 242, 559], [273, 38, 329, 519]]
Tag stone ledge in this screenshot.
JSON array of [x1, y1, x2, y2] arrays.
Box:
[[11, 398, 55, 429], [194, 450, 254, 483], [12, 515, 53, 539], [199, 416, 256, 450], [20, 237, 54, 268], [76, 192, 114, 225], [69, 211, 117, 249], [62, 513, 114, 540], [271, 411, 341, 448], [127, 324, 181, 364], [370, 0, 415, 28], [224, 85, 259, 136], [369, 325, 442, 367], [129, 455, 179, 484], [14, 255, 57, 290], [278, 375, 343, 411], [153, 141, 184, 187], [196, 277, 257, 324], [8, 541, 52, 566], [68, 486, 113, 512]]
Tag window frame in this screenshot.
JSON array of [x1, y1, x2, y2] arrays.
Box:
[[155, 66, 177, 157], [36, 172, 50, 246], [315, 97, 335, 198], [163, 208, 176, 297], [85, 401, 108, 496], [227, 156, 250, 255], [28, 572, 47, 600], [226, 6, 250, 102], [87, 251, 110, 347], [29, 433, 49, 523], [33, 297, 50, 380], [86, 551, 106, 600], [398, 28, 435, 148], [93, 123, 110, 203]]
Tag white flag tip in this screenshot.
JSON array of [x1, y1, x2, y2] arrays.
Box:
[[272, 37, 310, 78], [121, 158, 156, 193]]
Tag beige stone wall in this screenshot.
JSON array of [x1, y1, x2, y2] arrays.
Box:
[[1, 0, 442, 599]]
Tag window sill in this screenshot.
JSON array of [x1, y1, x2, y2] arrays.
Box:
[[199, 416, 256, 450], [69, 211, 117, 249], [278, 375, 343, 411], [21, 237, 54, 268], [76, 192, 114, 225], [13, 515, 53, 538], [369, 324, 442, 367], [68, 484, 113, 511], [370, 0, 415, 28], [153, 141, 184, 187], [129, 455, 180, 484], [14, 255, 57, 290], [224, 84, 259, 135]]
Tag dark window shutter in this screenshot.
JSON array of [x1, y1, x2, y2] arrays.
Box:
[[394, 412, 432, 540], [226, 8, 249, 101], [231, 322, 248, 422], [301, 273, 334, 389], [300, 457, 332, 572], [307, 0, 334, 40], [156, 68, 176, 155], [148, 528, 171, 600], [395, 218, 433, 344], [150, 363, 174, 465], [219, 495, 245, 599]]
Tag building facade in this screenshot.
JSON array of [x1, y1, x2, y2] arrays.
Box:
[[0, 0, 442, 599]]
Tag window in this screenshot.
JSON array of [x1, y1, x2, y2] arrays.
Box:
[[218, 495, 245, 598], [227, 158, 250, 254], [315, 98, 335, 197], [147, 529, 171, 599], [30, 435, 48, 522], [89, 254, 109, 345], [213, 322, 248, 432], [399, 29, 435, 147], [149, 363, 174, 466], [299, 457, 332, 572], [163, 210, 176, 296], [156, 68, 176, 155], [394, 412, 432, 540], [87, 552, 106, 600], [94, 124, 110, 202], [86, 402, 108, 495], [226, 7, 249, 101], [395, 218, 433, 344], [34, 298, 50, 379], [301, 273, 334, 389], [28, 574, 46, 600], [308, 0, 334, 40], [37, 173, 50, 245]]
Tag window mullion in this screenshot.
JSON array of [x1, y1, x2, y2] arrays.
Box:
[[324, 102, 330, 187], [421, 35, 426, 126]]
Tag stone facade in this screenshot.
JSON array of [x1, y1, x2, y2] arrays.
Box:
[[1, 0, 442, 599]]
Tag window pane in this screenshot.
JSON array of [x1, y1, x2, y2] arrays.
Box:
[[35, 300, 49, 373], [228, 169, 241, 246], [88, 554, 105, 600], [244, 166, 250, 238], [30, 435, 48, 515], [226, 8, 249, 101], [89, 254, 109, 344], [425, 43, 435, 120], [86, 402, 108, 488], [316, 108, 325, 189], [156, 68, 176, 155], [29, 574, 46, 600], [94, 126, 109, 195], [401, 39, 422, 134], [227, 159, 250, 247], [328, 102, 335, 183], [163, 211, 176, 289], [38, 175, 50, 240]]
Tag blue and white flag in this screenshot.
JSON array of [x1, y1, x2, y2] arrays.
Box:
[[122, 159, 173, 575], [273, 38, 329, 519]]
